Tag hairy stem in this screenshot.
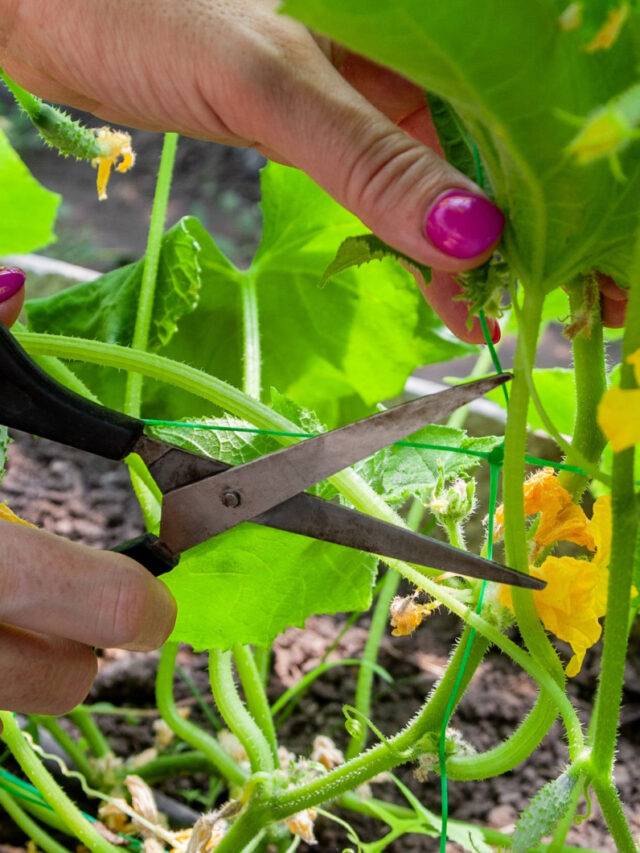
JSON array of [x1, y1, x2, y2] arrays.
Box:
[[155, 643, 246, 786], [559, 278, 607, 498], [68, 707, 111, 759], [504, 285, 565, 683], [0, 788, 73, 853], [0, 713, 121, 853], [232, 645, 279, 765], [209, 649, 275, 774], [124, 132, 178, 417], [241, 274, 261, 400]]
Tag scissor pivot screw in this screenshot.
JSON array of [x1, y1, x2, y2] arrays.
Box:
[[221, 489, 242, 508]]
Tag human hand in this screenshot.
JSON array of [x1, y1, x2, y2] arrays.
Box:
[[0, 269, 176, 716], [0, 1, 626, 339]]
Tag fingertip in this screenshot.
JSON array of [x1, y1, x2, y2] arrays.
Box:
[[0, 266, 26, 327], [424, 190, 505, 262]]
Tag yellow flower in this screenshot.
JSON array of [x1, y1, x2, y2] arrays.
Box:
[[598, 349, 640, 452], [500, 494, 610, 676], [92, 127, 136, 200], [493, 468, 594, 550]]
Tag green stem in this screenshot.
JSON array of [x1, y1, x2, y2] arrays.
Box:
[[175, 664, 222, 732], [345, 567, 399, 760], [241, 275, 261, 400], [209, 649, 275, 774], [559, 279, 607, 498], [67, 707, 111, 759], [590, 775, 637, 853], [504, 286, 565, 684], [123, 132, 178, 418], [0, 713, 120, 853], [130, 751, 215, 784], [253, 647, 271, 687], [446, 690, 557, 781], [345, 500, 425, 761], [30, 717, 96, 786], [232, 645, 279, 766], [446, 344, 495, 430], [0, 788, 73, 853], [590, 252, 640, 780], [155, 643, 246, 787]]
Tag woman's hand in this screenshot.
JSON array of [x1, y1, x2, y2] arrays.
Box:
[[0, 0, 507, 341], [0, 1, 626, 333], [0, 269, 176, 716]]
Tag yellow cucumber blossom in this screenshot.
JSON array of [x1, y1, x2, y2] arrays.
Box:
[[500, 494, 611, 677], [284, 809, 317, 845], [598, 348, 640, 451], [92, 127, 136, 200], [493, 468, 593, 551]]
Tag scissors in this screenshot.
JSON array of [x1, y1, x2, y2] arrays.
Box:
[[0, 324, 542, 590]]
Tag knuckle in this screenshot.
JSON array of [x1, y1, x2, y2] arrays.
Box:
[[99, 559, 152, 647], [342, 126, 442, 226]]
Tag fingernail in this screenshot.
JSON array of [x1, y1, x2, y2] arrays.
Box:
[[0, 267, 26, 302], [425, 190, 505, 259], [488, 317, 501, 344]]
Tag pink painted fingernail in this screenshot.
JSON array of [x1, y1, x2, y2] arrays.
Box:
[[425, 190, 505, 259], [0, 267, 26, 303]]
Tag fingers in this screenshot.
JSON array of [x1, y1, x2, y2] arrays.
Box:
[[410, 267, 500, 345], [597, 273, 628, 328], [0, 521, 176, 651], [0, 267, 25, 328], [0, 624, 97, 715], [238, 18, 504, 275]]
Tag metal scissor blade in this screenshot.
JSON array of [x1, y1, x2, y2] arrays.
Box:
[[252, 492, 543, 589], [159, 374, 510, 552]]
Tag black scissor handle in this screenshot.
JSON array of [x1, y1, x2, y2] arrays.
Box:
[[0, 324, 144, 460], [112, 533, 179, 577]]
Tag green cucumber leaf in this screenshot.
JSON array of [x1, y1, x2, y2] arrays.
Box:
[[147, 389, 337, 500], [164, 524, 377, 650], [280, 0, 640, 292], [513, 771, 577, 853], [486, 368, 577, 437], [0, 128, 60, 253], [27, 163, 470, 426], [26, 217, 202, 409], [320, 233, 432, 289], [356, 423, 501, 507]]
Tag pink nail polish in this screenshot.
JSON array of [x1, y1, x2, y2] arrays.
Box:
[[425, 190, 505, 259], [0, 267, 26, 303]]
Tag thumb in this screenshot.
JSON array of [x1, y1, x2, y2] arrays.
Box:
[[0, 267, 26, 328], [255, 55, 504, 274]]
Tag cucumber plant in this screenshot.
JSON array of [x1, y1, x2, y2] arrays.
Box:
[[1, 0, 640, 850]]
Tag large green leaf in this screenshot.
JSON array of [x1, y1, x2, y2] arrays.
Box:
[[280, 0, 640, 292], [26, 217, 202, 409], [356, 423, 501, 507], [164, 164, 469, 425], [0, 128, 59, 253], [28, 164, 470, 425], [164, 523, 377, 650]]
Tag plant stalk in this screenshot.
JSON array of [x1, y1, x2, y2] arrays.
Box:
[[155, 643, 246, 786], [0, 713, 121, 853], [123, 131, 178, 417], [209, 649, 275, 774], [232, 645, 279, 765]]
